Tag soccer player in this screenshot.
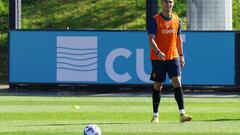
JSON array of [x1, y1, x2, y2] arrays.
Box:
[[148, 0, 192, 123]]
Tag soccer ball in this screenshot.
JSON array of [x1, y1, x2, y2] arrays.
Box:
[[83, 124, 101, 135]]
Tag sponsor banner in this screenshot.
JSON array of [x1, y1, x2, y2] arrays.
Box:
[[9, 31, 235, 85]]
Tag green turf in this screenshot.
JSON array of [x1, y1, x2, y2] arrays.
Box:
[[0, 96, 239, 135]]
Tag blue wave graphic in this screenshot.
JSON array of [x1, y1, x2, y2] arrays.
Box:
[[57, 46, 97, 51], [57, 61, 97, 67], [56, 43, 98, 73], [57, 56, 97, 61], [57, 57, 97, 66], [57, 48, 97, 54], [56, 36, 98, 82], [57, 51, 97, 56], [57, 67, 97, 72], [57, 61, 97, 71], [57, 53, 97, 60]]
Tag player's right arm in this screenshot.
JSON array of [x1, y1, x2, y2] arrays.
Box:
[[148, 18, 165, 61], [148, 34, 165, 61]]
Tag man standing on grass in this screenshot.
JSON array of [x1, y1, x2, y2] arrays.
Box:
[[148, 0, 192, 123]]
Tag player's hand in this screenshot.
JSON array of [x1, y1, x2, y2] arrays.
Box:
[[179, 56, 185, 67], [156, 51, 166, 61]]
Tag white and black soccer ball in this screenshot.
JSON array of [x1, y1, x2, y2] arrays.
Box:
[[83, 124, 101, 135]]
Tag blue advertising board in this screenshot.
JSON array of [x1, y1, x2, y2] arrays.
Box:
[[9, 31, 235, 85]]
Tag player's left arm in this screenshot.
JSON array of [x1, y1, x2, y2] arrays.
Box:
[[177, 19, 185, 67]]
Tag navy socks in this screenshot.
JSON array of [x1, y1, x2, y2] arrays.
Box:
[[152, 88, 161, 113], [174, 87, 184, 110]]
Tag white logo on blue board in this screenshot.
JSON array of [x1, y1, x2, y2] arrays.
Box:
[[56, 36, 98, 82]]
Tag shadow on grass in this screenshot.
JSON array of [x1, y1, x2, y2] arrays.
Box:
[[198, 118, 240, 122], [16, 122, 144, 127]]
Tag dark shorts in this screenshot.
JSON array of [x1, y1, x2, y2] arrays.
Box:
[[150, 58, 181, 82]]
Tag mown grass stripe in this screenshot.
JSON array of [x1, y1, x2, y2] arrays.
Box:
[[0, 96, 239, 103], [0, 112, 239, 121], [0, 105, 239, 113], [0, 96, 239, 135]]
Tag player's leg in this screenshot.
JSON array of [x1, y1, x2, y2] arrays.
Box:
[[171, 76, 184, 113], [150, 60, 166, 123], [168, 58, 192, 122], [171, 76, 192, 122], [151, 81, 163, 123]]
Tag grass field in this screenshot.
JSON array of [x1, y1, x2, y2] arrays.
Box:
[[0, 96, 239, 135]]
